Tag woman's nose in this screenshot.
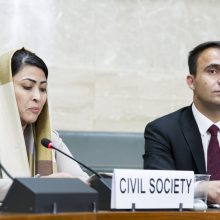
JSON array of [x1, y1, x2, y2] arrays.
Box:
[[32, 88, 41, 101]]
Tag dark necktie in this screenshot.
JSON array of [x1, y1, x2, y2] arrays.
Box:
[[207, 124, 220, 180]]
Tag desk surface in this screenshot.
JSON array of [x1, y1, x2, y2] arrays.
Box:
[[98, 210, 220, 220], [1, 210, 220, 220]]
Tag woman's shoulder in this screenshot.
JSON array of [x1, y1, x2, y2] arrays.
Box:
[[51, 130, 62, 147], [52, 130, 59, 137]]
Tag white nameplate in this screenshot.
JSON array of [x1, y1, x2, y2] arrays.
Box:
[[111, 169, 194, 209]]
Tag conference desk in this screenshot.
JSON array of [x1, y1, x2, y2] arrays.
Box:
[[1, 210, 220, 220]]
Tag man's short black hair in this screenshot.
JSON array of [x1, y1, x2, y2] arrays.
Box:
[[188, 41, 220, 77]]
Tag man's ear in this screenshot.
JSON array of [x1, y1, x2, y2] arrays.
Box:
[[186, 74, 195, 91]]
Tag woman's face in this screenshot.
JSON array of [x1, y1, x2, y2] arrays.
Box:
[[12, 65, 47, 127]]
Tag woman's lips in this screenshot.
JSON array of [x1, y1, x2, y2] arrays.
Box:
[[29, 107, 39, 113]]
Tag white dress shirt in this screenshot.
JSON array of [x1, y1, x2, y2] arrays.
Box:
[[192, 103, 220, 171]]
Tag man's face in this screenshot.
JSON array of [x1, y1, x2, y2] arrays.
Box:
[[192, 48, 220, 108]]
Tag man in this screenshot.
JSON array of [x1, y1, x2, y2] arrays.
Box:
[[143, 41, 220, 204]]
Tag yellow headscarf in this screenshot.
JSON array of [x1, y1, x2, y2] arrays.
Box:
[[0, 47, 54, 178]]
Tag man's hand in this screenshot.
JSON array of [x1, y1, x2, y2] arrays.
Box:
[[207, 181, 220, 204]]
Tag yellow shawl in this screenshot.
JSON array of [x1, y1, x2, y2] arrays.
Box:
[[0, 47, 54, 178]]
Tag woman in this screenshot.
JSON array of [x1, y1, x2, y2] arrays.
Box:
[[0, 48, 89, 200]]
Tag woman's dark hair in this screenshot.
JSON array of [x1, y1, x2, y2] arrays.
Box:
[[11, 49, 48, 79], [188, 41, 220, 77]]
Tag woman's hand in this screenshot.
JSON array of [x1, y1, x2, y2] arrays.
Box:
[[41, 172, 91, 186], [41, 172, 74, 178]]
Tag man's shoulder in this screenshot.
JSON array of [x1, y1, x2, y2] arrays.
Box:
[[146, 106, 191, 129]]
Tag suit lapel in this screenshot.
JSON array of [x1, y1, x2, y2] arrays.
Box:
[[179, 106, 206, 174]]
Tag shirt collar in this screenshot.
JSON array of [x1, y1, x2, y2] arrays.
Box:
[[192, 103, 220, 135]]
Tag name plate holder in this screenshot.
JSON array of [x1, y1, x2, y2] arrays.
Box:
[[111, 169, 194, 210], [1, 178, 98, 213]]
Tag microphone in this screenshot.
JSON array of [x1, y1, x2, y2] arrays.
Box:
[[41, 138, 112, 210], [41, 138, 102, 179], [0, 162, 14, 180]]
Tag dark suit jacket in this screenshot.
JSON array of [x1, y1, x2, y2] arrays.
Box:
[[143, 105, 206, 174]]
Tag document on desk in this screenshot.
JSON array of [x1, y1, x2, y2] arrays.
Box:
[[111, 169, 194, 209]]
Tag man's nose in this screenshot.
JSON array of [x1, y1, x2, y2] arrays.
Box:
[[217, 73, 220, 85]]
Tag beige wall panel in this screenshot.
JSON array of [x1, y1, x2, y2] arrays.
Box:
[[94, 97, 139, 132], [137, 71, 173, 101], [49, 67, 94, 131], [173, 74, 193, 101], [0, 0, 219, 132], [138, 99, 172, 118], [95, 69, 137, 99]]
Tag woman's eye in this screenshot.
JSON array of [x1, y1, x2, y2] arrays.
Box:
[[23, 86, 32, 90], [40, 88, 46, 92]]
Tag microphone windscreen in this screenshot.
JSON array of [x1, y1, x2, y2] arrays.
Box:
[[41, 138, 52, 148]]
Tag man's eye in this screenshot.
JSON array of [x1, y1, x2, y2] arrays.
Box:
[[23, 86, 31, 90], [210, 70, 217, 74], [40, 88, 46, 92]]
